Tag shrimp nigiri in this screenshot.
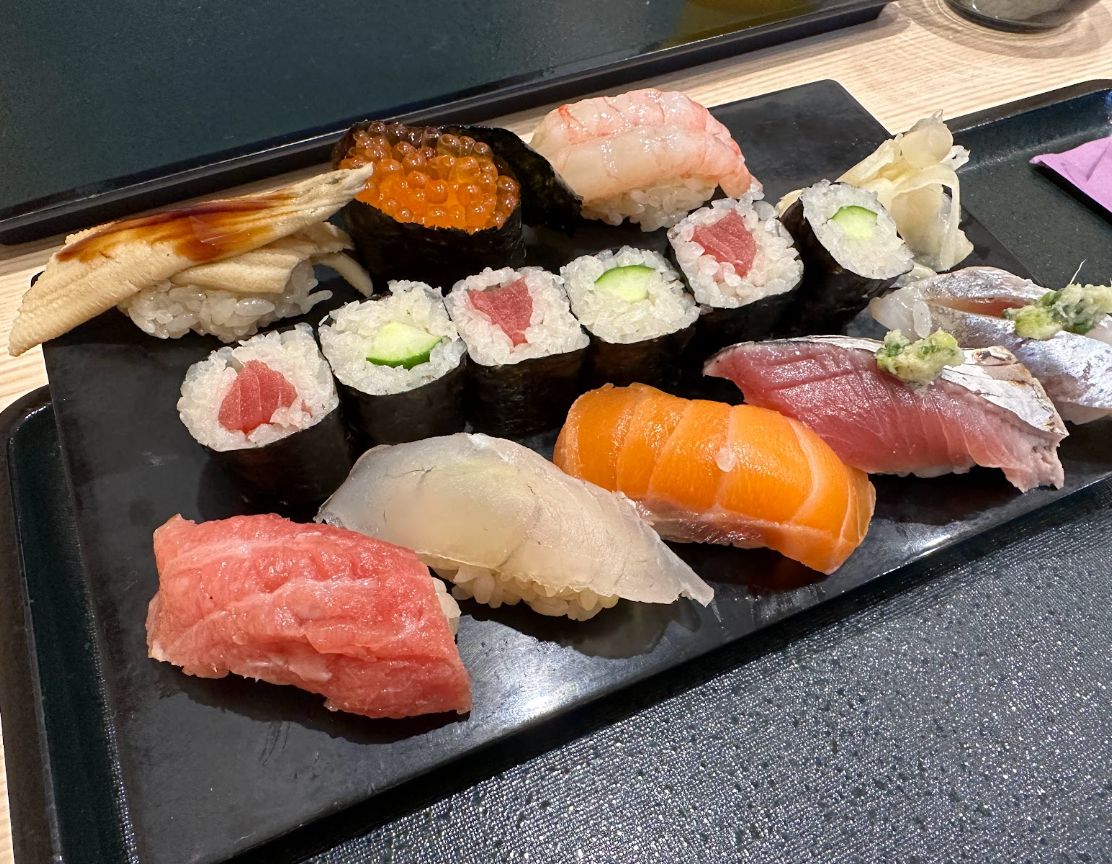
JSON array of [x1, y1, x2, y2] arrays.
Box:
[[554, 384, 875, 574], [530, 88, 757, 231]]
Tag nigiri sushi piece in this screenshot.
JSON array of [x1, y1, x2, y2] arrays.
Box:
[[529, 88, 756, 231], [146, 514, 471, 719], [553, 384, 876, 574], [870, 267, 1112, 423], [8, 167, 373, 356], [317, 434, 713, 621], [706, 336, 1067, 492]]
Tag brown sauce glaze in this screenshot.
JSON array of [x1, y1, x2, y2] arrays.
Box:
[[56, 194, 289, 263]]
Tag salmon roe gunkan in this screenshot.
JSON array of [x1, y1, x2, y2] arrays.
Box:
[[339, 121, 520, 233]]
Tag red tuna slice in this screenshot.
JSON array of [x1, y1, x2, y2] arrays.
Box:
[[706, 340, 1065, 492], [146, 514, 471, 719], [691, 210, 757, 279], [218, 360, 298, 433], [468, 278, 533, 346]]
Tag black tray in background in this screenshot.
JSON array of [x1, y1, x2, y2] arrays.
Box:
[[952, 79, 1112, 288], [0, 0, 890, 244], [1, 80, 1111, 864]]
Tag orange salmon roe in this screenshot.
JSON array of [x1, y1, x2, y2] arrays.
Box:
[[339, 121, 520, 233]]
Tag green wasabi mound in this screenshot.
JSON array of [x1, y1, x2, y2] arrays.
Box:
[[1003, 282, 1112, 340], [875, 329, 963, 384]]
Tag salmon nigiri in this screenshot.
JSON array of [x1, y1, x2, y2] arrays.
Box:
[[553, 384, 876, 574]]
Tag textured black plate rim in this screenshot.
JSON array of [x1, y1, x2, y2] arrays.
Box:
[[0, 387, 64, 864], [950, 79, 1112, 133], [0, 1, 891, 244]]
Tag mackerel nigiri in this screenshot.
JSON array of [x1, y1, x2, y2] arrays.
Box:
[[706, 336, 1067, 492], [869, 267, 1112, 423], [318, 434, 713, 621], [553, 384, 875, 575]]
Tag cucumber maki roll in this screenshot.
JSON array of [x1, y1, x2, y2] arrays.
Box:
[[668, 198, 803, 358], [779, 181, 913, 335], [560, 247, 698, 391], [445, 267, 588, 438], [318, 282, 467, 446], [178, 324, 353, 513]]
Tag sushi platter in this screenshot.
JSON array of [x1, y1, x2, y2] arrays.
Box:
[[1, 79, 1111, 864]]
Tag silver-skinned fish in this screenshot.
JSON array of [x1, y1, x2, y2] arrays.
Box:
[[869, 266, 1112, 423], [705, 334, 1067, 492]]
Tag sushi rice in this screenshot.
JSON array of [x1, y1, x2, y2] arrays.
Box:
[[800, 181, 912, 279], [668, 199, 802, 309], [560, 247, 698, 343], [123, 261, 333, 344], [445, 266, 587, 365], [178, 324, 338, 451], [319, 281, 466, 395]]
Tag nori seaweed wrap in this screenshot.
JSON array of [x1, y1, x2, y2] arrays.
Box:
[[318, 282, 468, 446], [209, 407, 353, 514], [332, 120, 581, 290], [779, 181, 913, 335], [445, 266, 588, 438], [177, 325, 354, 514], [560, 247, 699, 394], [666, 197, 804, 360]]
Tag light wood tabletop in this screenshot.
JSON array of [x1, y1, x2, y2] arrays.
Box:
[[0, 0, 1110, 859]]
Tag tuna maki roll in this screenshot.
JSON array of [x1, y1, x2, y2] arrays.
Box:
[[668, 198, 803, 357], [178, 324, 353, 513], [334, 122, 525, 289], [560, 247, 698, 390], [319, 282, 467, 446], [445, 267, 588, 438], [779, 181, 913, 335]]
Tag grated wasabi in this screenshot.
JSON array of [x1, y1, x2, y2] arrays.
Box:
[[875, 328, 963, 384], [1003, 282, 1112, 340]]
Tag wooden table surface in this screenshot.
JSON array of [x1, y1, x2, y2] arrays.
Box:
[[1, 0, 1110, 859]]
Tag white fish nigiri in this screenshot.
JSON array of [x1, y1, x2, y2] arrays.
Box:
[[530, 88, 756, 232], [317, 434, 714, 621]]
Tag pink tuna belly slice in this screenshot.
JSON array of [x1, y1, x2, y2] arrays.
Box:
[[691, 210, 757, 278], [706, 342, 1065, 492], [1030, 135, 1112, 215], [468, 278, 533, 346], [218, 360, 298, 433], [145, 514, 471, 719]]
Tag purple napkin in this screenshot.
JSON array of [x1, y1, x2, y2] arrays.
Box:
[[1031, 135, 1112, 214]]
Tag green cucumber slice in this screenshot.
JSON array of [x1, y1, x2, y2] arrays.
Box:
[[366, 321, 442, 369], [594, 264, 654, 302], [830, 205, 878, 242]]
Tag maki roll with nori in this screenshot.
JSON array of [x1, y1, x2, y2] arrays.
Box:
[[178, 324, 353, 512], [779, 181, 913, 335], [668, 198, 803, 356], [319, 282, 467, 445], [445, 266, 588, 438], [334, 122, 525, 288], [560, 248, 698, 391]]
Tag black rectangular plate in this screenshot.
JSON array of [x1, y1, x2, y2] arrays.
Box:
[[2, 80, 1110, 864], [0, 0, 889, 244], [952, 80, 1112, 287]]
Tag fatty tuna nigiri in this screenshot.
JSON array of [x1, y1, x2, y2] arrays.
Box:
[[146, 514, 471, 719], [318, 434, 713, 621], [553, 384, 875, 574], [706, 336, 1067, 492]]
